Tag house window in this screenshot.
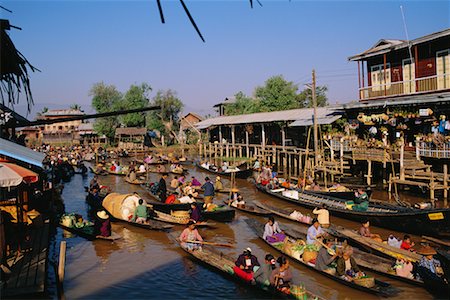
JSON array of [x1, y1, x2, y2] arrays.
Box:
[[58, 126, 63, 130], [370, 63, 391, 91], [402, 58, 415, 94], [437, 49, 450, 89]]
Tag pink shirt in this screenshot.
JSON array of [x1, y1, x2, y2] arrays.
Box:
[[179, 228, 203, 242]]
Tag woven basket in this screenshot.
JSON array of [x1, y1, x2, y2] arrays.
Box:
[[171, 210, 190, 218], [354, 277, 375, 288], [302, 250, 318, 263]]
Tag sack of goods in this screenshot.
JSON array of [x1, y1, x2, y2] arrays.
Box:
[[354, 276, 375, 288], [289, 210, 304, 221]]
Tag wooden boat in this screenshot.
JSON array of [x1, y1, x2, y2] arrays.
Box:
[[58, 222, 122, 241], [255, 183, 450, 238], [222, 200, 271, 216], [245, 218, 400, 297], [125, 177, 146, 185], [255, 202, 312, 225], [327, 226, 422, 262], [306, 189, 372, 201], [179, 242, 321, 300], [102, 193, 173, 230], [107, 170, 127, 176], [89, 166, 107, 176], [152, 210, 214, 227], [195, 161, 252, 179]]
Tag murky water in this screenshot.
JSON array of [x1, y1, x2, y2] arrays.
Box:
[[47, 159, 436, 299]]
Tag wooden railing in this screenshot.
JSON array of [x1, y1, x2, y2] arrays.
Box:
[[416, 141, 450, 159], [359, 74, 448, 100]]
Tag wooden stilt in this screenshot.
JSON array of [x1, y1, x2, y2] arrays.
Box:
[[444, 164, 448, 199]]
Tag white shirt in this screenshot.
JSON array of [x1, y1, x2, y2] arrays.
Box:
[[312, 208, 330, 225], [139, 165, 146, 172]]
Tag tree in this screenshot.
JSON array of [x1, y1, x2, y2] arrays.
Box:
[[225, 91, 260, 116], [147, 89, 184, 142], [37, 106, 48, 117], [254, 75, 299, 112], [296, 85, 329, 108], [70, 103, 82, 111], [90, 82, 122, 140], [117, 83, 151, 127]]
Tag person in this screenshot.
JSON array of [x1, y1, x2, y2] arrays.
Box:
[[191, 176, 202, 187], [369, 126, 378, 138], [214, 176, 223, 191], [171, 176, 179, 189], [254, 254, 277, 287], [393, 258, 414, 279], [310, 180, 321, 191], [156, 164, 166, 173], [233, 248, 261, 282], [336, 245, 363, 281], [351, 188, 369, 211], [165, 192, 178, 204], [359, 220, 382, 242], [270, 256, 293, 294], [94, 210, 111, 237], [416, 245, 445, 282], [178, 175, 186, 184], [253, 159, 261, 170], [138, 164, 146, 173], [157, 173, 168, 202], [306, 218, 325, 244], [263, 216, 285, 243], [312, 204, 330, 228], [230, 188, 244, 205], [202, 177, 215, 205], [179, 221, 203, 251], [315, 238, 338, 275], [115, 162, 122, 173], [190, 203, 202, 222], [132, 199, 148, 223], [90, 175, 100, 191], [128, 167, 137, 182], [400, 234, 415, 251]]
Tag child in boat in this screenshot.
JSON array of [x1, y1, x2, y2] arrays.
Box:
[[263, 216, 285, 243], [179, 221, 203, 251], [270, 256, 293, 294], [132, 199, 148, 223], [400, 235, 415, 251], [233, 248, 261, 283]]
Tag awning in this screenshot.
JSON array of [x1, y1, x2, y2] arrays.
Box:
[[0, 162, 39, 187], [0, 138, 46, 168], [288, 115, 342, 127]]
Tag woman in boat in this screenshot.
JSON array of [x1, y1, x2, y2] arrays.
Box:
[[128, 166, 137, 182], [270, 256, 293, 294], [132, 198, 148, 223], [170, 176, 179, 189], [156, 164, 166, 173], [138, 164, 146, 173], [306, 218, 325, 245], [312, 203, 330, 228], [179, 221, 203, 251], [359, 220, 382, 242], [214, 176, 223, 191], [190, 203, 202, 222], [230, 188, 244, 206], [315, 238, 338, 275], [94, 210, 111, 237], [156, 173, 168, 202], [416, 245, 445, 282], [254, 254, 277, 286], [233, 248, 261, 283], [89, 175, 100, 191], [191, 176, 202, 187], [336, 245, 364, 281], [263, 216, 285, 243], [351, 188, 369, 211]]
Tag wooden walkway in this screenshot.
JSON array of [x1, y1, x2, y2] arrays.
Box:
[[3, 219, 50, 297]]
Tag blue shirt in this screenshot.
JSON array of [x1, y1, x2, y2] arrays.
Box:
[[202, 181, 215, 196], [307, 225, 324, 244]]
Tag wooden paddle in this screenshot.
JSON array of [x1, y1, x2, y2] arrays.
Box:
[[187, 240, 235, 248], [422, 235, 450, 247], [314, 237, 336, 255]]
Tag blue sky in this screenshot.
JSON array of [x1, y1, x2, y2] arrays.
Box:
[[3, 0, 449, 117]]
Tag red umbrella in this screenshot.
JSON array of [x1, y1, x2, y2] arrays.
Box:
[[0, 162, 38, 187]]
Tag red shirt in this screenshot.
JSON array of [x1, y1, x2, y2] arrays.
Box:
[[165, 194, 176, 204], [400, 241, 412, 250]]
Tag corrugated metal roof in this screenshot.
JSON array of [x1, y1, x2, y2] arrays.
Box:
[[289, 115, 342, 127], [0, 138, 46, 168], [195, 106, 341, 129], [115, 127, 146, 136]]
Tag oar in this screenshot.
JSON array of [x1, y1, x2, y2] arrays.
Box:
[[314, 237, 336, 255], [186, 240, 235, 248]]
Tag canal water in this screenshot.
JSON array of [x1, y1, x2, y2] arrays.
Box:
[[47, 160, 435, 299]]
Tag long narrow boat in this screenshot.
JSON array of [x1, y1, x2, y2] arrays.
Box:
[[89, 166, 107, 176], [125, 177, 146, 185], [178, 242, 322, 300], [102, 193, 173, 230], [152, 210, 214, 227], [58, 222, 122, 241], [195, 161, 253, 179], [256, 183, 450, 238], [306, 189, 372, 201], [107, 170, 127, 176], [245, 219, 400, 297], [255, 202, 312, 225], [222, 200, 271, 216]]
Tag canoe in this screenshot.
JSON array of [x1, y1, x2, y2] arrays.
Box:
[[306, 189, 372, 201], [86, 193, 106, 209], [195, 161, 253, 179], [89, 166, 107, 176], [327, 226, 422, 262], [102, 193, 173, 230], [245, 218, 400, 297], [107, 170, 127, 176], [152, 210, 214, 227], [222, 200, 271, 216], [58, 222, 122, 241], [256, 183, 450, 238], [125, 177, 146, 185], [179, 241, 321, 300], [415, 263, 449, 297], [255, 202, 312, 225]]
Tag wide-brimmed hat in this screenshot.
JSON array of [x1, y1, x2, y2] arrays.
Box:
[[216, 176, 221, 180], [97, 210, 109, 220], [244, 247, 252, 255], [416, 245, 436, 255], [231, 187, 239, 192]]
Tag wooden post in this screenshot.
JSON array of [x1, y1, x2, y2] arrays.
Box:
[[245, 130, 249, 158], [367, 160, 372, 185], [430, 172, 435, 200], [281, 126, 286, 151], [339, 138, 344, 173], [444, 164, 448, 199], [415, 140, 420, 160], [414, 45, 419, 91], [214, 143, 218, 166], [400, 140, 405, 181], [58, 241, 67, 284], [383, 53, 387, 96], [312, 69, 318, 166], [388, 174, 392, 201], [261, 124, 266, 148]]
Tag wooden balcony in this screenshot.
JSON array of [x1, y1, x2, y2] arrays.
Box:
[[359, 74, 449, 100]]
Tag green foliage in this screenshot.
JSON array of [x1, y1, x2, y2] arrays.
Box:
[[117, 83, 151, 127], [70, 103, 82, 111], [146, 89, 184, 139], [255, 75, 299, 112], [225, 91, 260, 116], [90, 82, 122, 140], [296, 86, 328, 108]]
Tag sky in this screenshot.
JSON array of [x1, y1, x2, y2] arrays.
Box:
[[2, 0, 450, 118]]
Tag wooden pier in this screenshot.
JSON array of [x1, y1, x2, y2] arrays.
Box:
[[3, 219, 50, 297]]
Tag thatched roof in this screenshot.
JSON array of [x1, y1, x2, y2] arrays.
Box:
[[115, 127, 146, 136]]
